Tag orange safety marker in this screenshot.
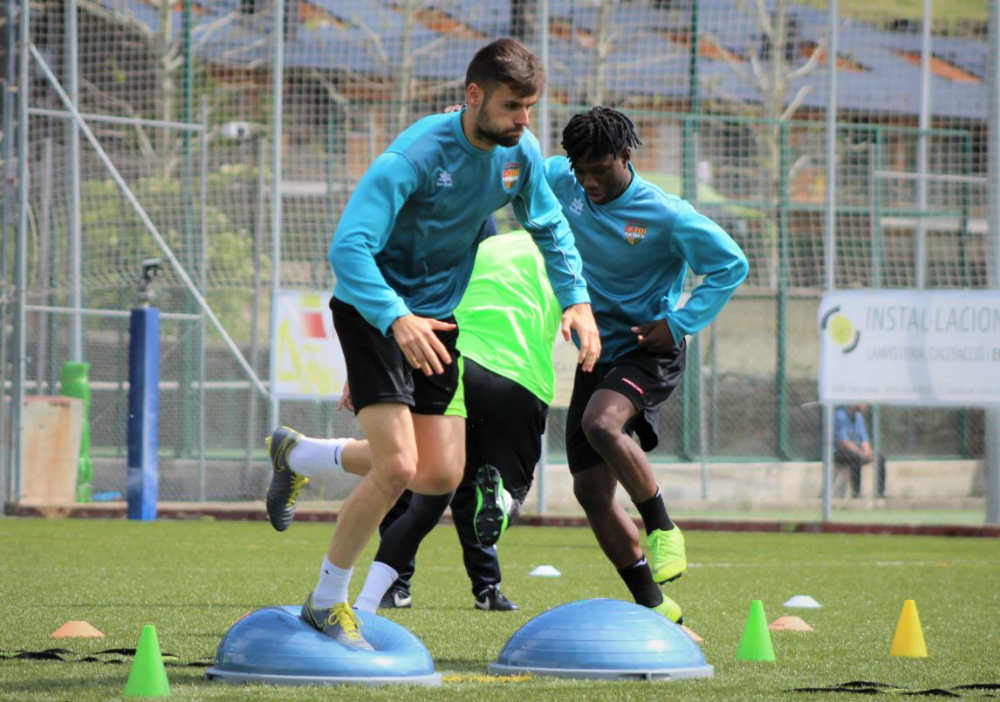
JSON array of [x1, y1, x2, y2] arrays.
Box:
[[769, 615, 814, 632], [51, 621, 105, 639]]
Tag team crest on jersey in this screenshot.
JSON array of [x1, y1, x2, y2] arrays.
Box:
[[436, 169, 453, 188], [502, 162, 521, 190], [624, 222, 647, 245], [569, 197, 584, 214]]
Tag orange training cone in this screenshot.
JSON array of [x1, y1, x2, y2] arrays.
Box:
[[769, 615, 814, 632], [51, 621, 104, 638], [123, 624, 171, 698], [736, 599, 776, 662], [680, 624, 704, 643], [890, 599, 927, 658]]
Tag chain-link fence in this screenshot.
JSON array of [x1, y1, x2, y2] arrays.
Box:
[[1, 0, 994, 521]]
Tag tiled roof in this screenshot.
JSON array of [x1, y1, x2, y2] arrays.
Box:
[[96, 0, 988, 119]]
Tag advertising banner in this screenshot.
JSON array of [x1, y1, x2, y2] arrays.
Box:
[[818, 289, 1000, 406], [272, 290, 346, 400]]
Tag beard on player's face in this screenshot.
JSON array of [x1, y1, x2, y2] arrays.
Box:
[[475, 111, 523, 147]]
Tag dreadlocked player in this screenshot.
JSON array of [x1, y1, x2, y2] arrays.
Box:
[[546, 107, 749, 622]]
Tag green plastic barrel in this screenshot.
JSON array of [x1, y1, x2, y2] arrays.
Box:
[[60, 361, 93, 502]]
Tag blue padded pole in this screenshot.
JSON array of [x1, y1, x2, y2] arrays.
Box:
[[127, 306, 160, 520]]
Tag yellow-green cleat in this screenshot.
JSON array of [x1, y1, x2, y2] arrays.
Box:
[[648, 526, 687, 584], [652, 594, 684, 624], [265, 426, 309, 532], [300, 594, 373, 650]]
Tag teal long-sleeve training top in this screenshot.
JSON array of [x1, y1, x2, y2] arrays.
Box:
[[546, 155, 749, 362], [329, 111, 590, 335]]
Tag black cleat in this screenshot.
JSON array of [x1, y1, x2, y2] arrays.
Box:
[[379, 586, 412, 609], [474, 585, 519, 611], [265, 426, 309, 531]]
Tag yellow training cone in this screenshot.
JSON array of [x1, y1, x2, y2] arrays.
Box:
[[890, 599, 927, 658]]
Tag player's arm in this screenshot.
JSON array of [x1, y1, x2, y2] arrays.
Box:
[[329, 152, 418, 333], [330, 153, 456, 374], [631, 319, 677, 354], [390, 314, 456, 376], [514, 150, 600, 371], [658, 202, 749, 345]]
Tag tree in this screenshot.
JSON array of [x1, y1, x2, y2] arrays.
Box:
[[708, 0, 824, 287]]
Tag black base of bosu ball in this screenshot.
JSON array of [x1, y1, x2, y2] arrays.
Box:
[[489, 598, 713, 680], [206, 606, 441, 686]]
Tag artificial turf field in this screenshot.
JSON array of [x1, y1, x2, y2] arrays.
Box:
[[1, 518, 998, 701]]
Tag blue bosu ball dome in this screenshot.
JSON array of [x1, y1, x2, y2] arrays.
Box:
[[489, 598, 713, 680], [206, 605, 441, 686]]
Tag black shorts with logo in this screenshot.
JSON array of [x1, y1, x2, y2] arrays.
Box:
[[330, 296, 465, 417], [565, 340, 687, 474]]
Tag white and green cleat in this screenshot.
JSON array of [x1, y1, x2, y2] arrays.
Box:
[[472, 464, 510, 547]]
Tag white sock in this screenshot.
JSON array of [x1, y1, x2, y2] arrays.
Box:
[[312, 556, 352, 607], [353, 561, 399, 613], [289, 437, 348, 476]]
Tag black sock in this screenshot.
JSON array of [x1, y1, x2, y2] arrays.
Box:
[[374, 492, 451, 572], [635, 489, 673, 534], [617, 557, 663, 609]]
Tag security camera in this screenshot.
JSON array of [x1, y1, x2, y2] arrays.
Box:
[[138, 258, 162, 305], [221, 121, 253, 140], [141, 258, 162, 284]]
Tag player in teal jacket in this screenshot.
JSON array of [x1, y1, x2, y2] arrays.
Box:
[[548, 107, 748, 622], [264, 39, 600, 649]]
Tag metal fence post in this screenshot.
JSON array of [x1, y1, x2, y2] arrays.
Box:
[[66, 0, 82, 362], [268, 0, 286, 432], [776, 121, 790, 460], [0, 0, 14, 506], [821, 0, 839, 522], [12, 0, 31, 505]]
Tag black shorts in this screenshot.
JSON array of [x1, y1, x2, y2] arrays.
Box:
[[330, 296, 465, 417], [565, 341, 686, 474], [462, 357, 547, 501]]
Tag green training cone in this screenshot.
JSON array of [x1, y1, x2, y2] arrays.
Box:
[[124, 625, 171, 698], [736, 599, 776, 662]]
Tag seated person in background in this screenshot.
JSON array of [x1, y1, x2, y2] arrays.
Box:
[[833, 403, 886, 498]]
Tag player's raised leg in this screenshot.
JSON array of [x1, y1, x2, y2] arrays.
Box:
[[265, 427, 372, 531]]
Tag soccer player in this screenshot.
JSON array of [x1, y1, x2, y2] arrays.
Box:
[[351, 227, 577, 615], [546, 107, 749, 621], [264, 39, 600, 650]]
